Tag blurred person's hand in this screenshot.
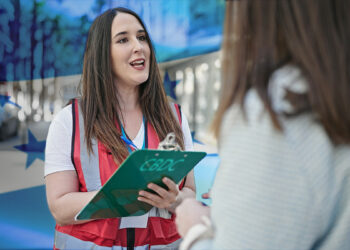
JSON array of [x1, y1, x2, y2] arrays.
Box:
[[201, 192, 210, 199], [175, 198, 210, 237]]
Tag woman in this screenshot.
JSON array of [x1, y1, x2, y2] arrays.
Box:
[[45, 7, 195, 249], [176, 1, 350, 249]]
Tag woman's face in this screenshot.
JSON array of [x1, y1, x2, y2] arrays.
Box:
[[110, 13, 151, 89]]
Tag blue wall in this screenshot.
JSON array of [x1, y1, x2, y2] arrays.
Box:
[[0, 0, 225, 82]]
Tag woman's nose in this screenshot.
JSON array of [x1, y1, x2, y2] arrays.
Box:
[[132, 39, 142, 53]]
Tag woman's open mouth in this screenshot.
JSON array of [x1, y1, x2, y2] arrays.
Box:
[[130, 59, 145, 70]]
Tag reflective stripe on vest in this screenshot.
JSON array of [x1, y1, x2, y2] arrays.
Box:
[[55, 230, 182, 250], [149, 207, 172, 219], [77, 102, 102, 192]]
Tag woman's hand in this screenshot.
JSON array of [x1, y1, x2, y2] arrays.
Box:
[[175, 198, 210, 237], [138, 177, 179, 210]]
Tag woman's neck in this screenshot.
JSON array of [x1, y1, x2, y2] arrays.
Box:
[[117, 84, 140, 112], [116, 84, 143, 139]]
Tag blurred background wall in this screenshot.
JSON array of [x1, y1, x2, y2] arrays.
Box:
[[0, 0, 224, 248]]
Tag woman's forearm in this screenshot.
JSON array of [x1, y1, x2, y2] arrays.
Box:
[[49, 190, 97, 226]]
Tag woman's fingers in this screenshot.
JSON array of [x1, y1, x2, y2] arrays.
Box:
[[162, 177, 179, 194], [138, 178, 179, 209], [147, 183, 171, 199], [137, 195, 159, 207], [138, 189, 171, 208]]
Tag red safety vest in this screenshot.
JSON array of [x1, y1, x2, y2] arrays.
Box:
[[54, 99, 184, 249]]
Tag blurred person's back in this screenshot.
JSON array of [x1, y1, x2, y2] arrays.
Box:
[[205, 0, 350, 249]]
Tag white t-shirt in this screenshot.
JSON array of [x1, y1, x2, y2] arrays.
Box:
[[45, 104, 193, 176]]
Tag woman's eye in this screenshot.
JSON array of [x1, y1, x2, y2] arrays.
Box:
[[138, 35, 146, 41], [117, 38, 128, 44]]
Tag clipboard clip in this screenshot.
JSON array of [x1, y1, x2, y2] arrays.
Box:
[[158, 132, 181, 151]]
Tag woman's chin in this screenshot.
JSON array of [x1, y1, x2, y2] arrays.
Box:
[[134, 76, 149, 85]]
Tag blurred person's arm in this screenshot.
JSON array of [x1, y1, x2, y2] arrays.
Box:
[[175, 197, 211, 250]]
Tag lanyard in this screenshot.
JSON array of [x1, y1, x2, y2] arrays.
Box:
[[120, 116, 145, 153]]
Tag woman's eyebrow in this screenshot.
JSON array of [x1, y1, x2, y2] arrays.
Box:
[[113, 31, 127, 39], [112, 30, 145, 39]]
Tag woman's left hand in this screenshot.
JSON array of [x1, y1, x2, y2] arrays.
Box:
[[138, 177, 179, 210]]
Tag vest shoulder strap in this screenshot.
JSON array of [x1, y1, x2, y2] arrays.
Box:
[[170, 102, 182, 125]]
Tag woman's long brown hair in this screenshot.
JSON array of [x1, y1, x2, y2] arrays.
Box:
[[212, 0, 350, 145], [80, 7, 184, 162]]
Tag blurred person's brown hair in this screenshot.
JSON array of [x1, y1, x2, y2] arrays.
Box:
[[212, 0, 350, 145]]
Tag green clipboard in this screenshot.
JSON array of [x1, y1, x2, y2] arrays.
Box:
[[76, 149, 206, 220]]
